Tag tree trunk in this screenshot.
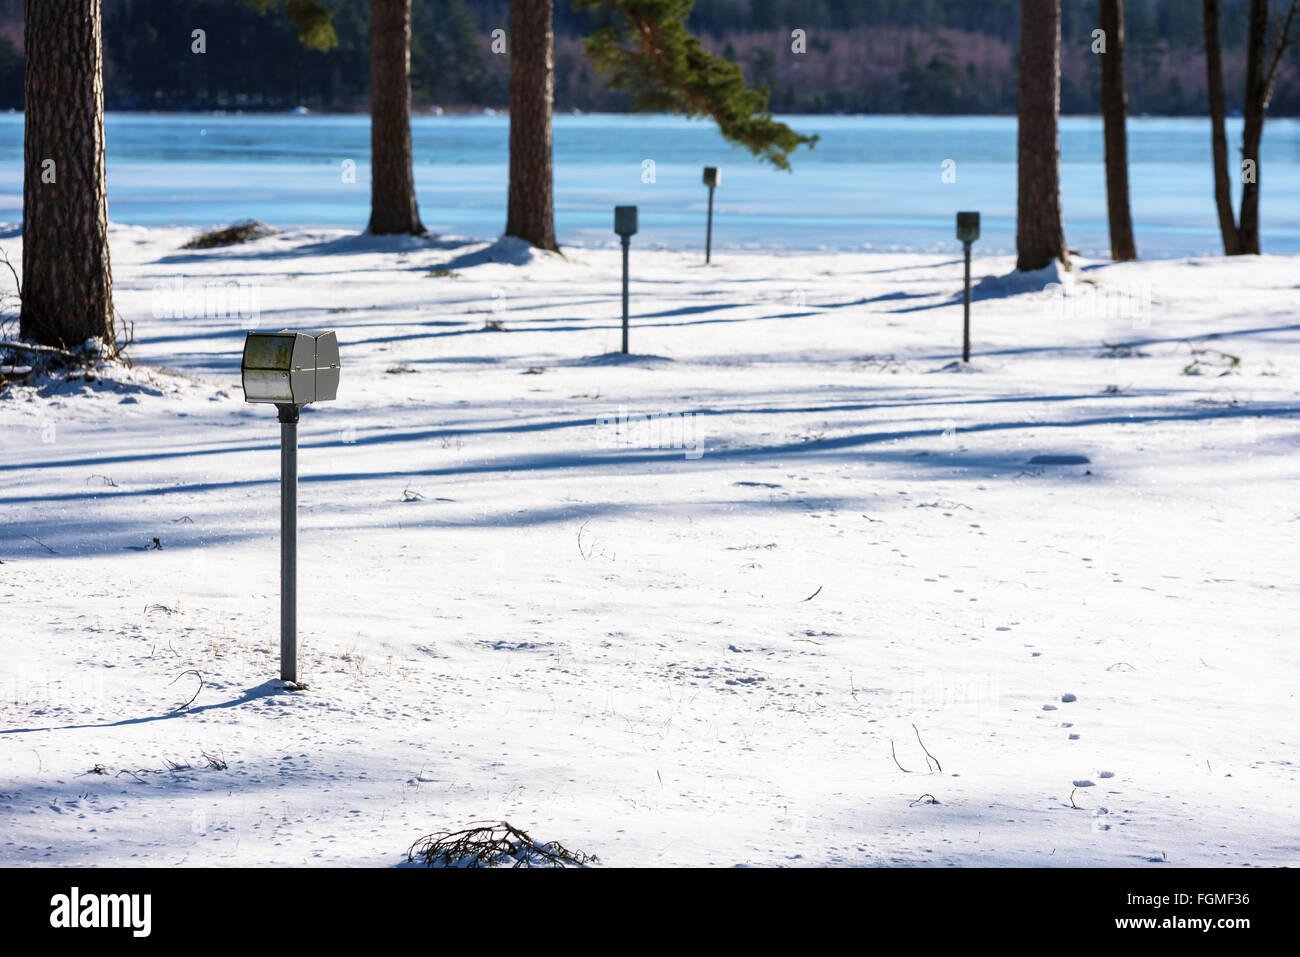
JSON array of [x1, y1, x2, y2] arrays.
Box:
[[1100, 0, 1137, 261], [1237, 0, 1270, 255], [1016, 0, 1070, 273], [505, 0, 559, 251], [1203, 0, 1241, 255], [368, 0, 423, 235], [20, 0, 114, 349]]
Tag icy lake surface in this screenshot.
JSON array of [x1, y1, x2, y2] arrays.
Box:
[[1, 112, 1298, 257]]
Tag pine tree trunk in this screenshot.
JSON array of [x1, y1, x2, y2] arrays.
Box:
[[505, 0, 559, 251], [1237, 0, 1269, 255], [1016, 0, 1069, 273], [368, 0, 423, 235], [1203, 0, 1240, 255], [20, 0, 114, 349], [1100, 0, 1137, 261]]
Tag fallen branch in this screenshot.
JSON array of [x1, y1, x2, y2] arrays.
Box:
[[407, 821, 596, 868], [0, 340, 79, 358]]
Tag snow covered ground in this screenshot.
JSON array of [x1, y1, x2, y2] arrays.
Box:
[[1, 223, 1297, 866]]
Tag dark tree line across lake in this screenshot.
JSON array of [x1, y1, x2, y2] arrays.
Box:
[[0, 0, 1293, 115]]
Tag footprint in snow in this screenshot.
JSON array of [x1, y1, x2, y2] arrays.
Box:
[[1061, 693, 1078, 703], [1073, 779, 1096, 787]]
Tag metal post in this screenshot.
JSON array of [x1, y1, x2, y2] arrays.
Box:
[[705, 185, 715, 264], [277, 403, 299, 684], [962, 241, 972, 363], [621, 237, 630, 354]]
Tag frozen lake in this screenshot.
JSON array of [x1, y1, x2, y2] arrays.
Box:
[[1, 112, 1298, 257]]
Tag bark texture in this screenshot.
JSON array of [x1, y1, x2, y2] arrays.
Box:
[[368, 0, 423, 235], [1016, 0, 1070, 273], [20, 0, 115, 349], [1237, 0, 1270, 255], [1100, 0, 1137, 261], [505, 0, 559, 251], [1203, 0, 1240, 254]]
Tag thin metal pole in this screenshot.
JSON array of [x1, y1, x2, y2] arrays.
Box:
[[278, 405, 298, 684], [621, 238, 630, 354], [705, 185, 715, 264], [962, 241, 972, 363]]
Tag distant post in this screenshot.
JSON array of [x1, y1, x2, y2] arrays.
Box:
[[956, 212, 980, 363], [614, 206, 638, 354], [702, 167, 720, 263]]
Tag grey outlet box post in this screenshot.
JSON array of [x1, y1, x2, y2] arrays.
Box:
[[240, 330, 341, 686], [614, 206, 638, 354], [702, 167, 720, 264], [956, 212, 980, 363]]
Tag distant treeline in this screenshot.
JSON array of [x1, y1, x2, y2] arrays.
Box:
[[0, 0, 1295, 115]]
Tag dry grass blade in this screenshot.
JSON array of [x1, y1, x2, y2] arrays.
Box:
[[890, 738, 910, 773], [913, 724, 942, 772], [407, 821, 597, 868], [169, 669, 203, 711]]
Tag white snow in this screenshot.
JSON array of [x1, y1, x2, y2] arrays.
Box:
[[1, 224, 1297, 866]]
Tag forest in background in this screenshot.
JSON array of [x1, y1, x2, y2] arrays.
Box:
[[0, 0, 1295, 115]]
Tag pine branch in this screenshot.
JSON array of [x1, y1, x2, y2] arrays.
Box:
[[575, 0, 817, 170], [237, 0, 338, 51]]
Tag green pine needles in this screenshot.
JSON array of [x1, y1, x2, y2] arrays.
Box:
[[576, 0, 818, 170], [239, 0, 339, 51]]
